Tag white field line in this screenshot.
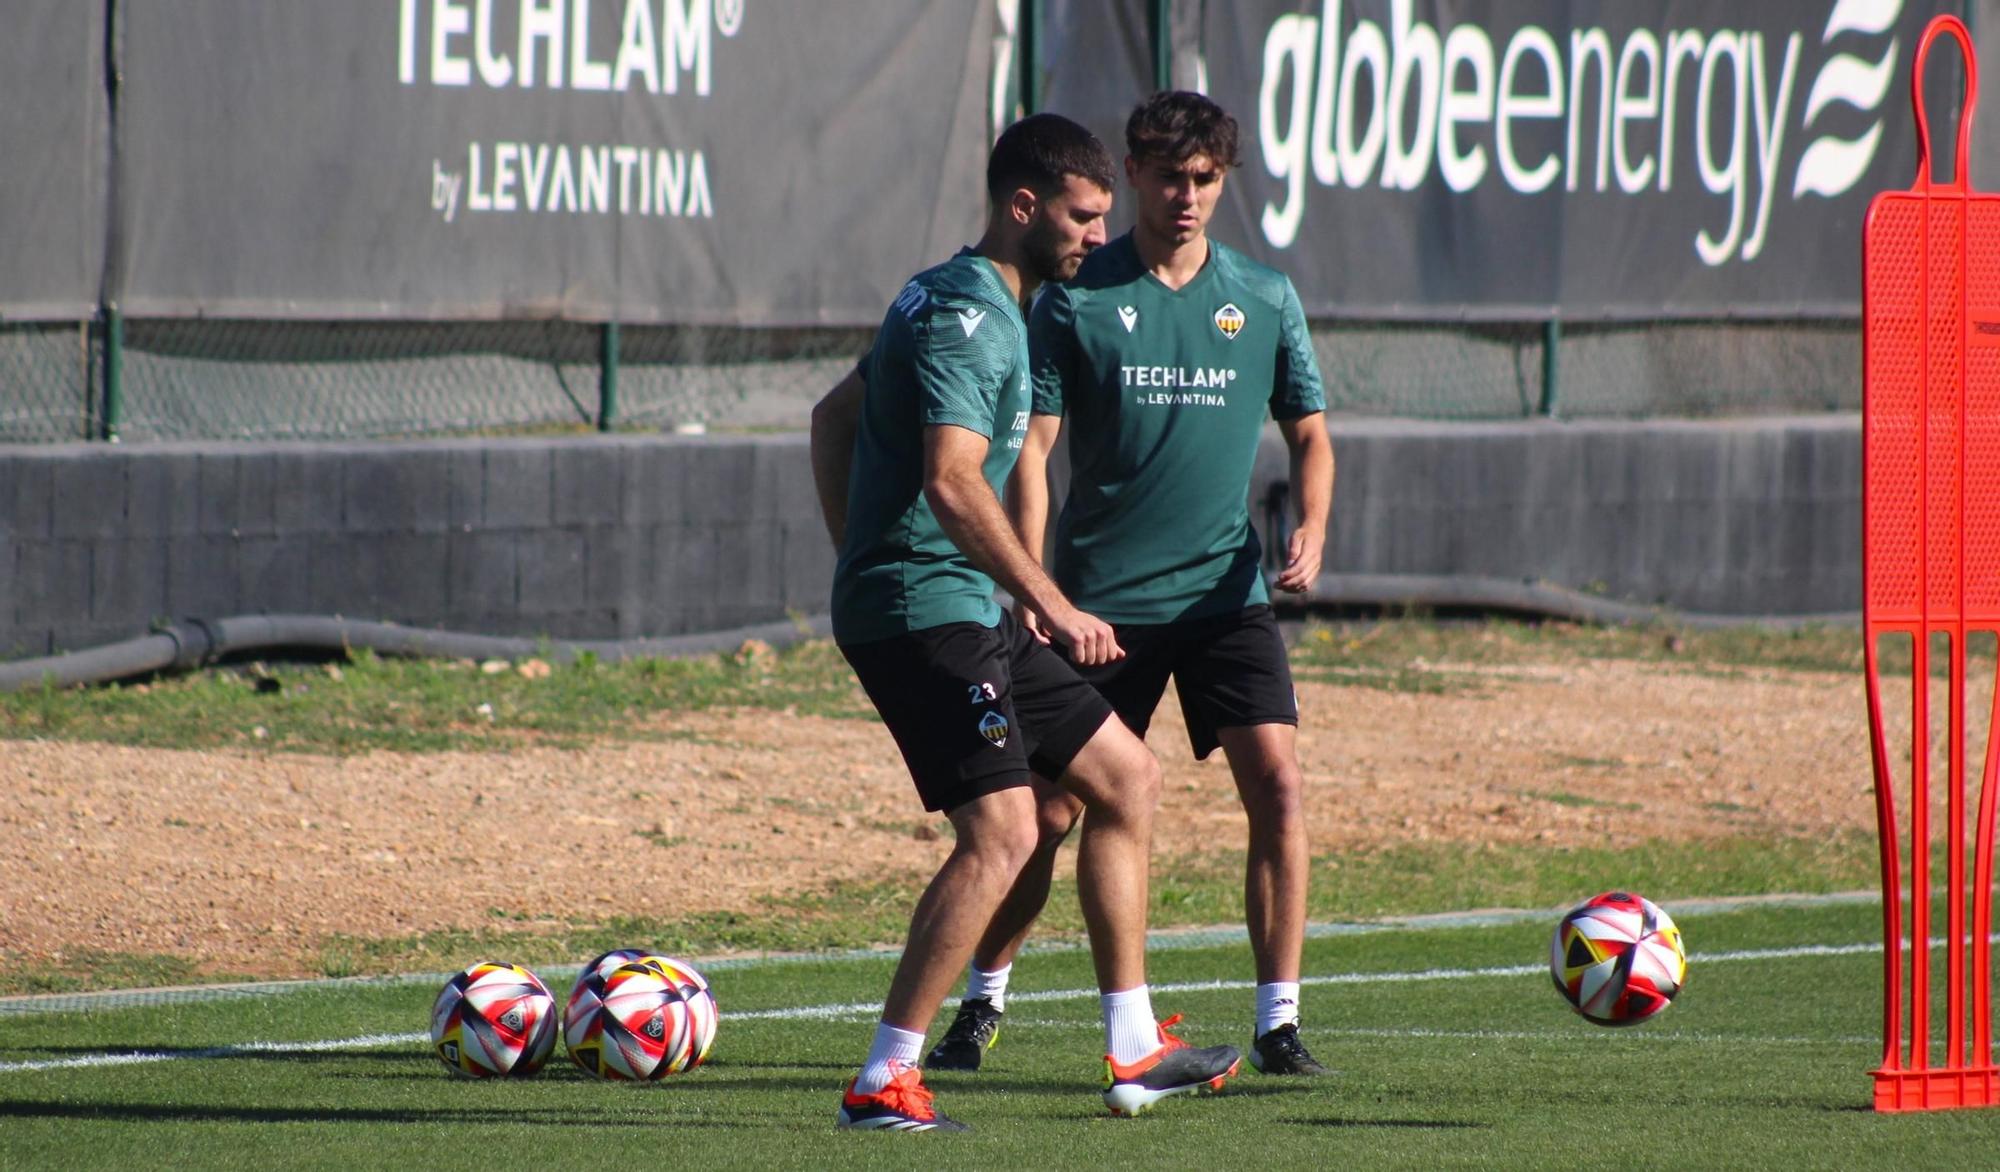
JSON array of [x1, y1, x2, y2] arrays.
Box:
[[724, 939, 1891, 1023], [0, 891, 1887, 1021], [0, 936, 1900, 1074], [0, 1032, 428, 1074]]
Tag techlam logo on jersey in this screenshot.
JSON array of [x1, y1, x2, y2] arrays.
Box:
[[1256, 0, 1904, 266]]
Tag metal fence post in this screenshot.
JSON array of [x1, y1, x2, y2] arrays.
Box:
[[1539, 318, 1562, 418], [1019, 0, 1040, 114], [1150, 0, 1172, 90], [599, 321, 620, 431], [102, 304, 124, 442]]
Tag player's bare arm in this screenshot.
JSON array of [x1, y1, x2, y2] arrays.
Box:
[[1001, 411, 1064, 641], [808, 366, 867, 546], [1273, 411, 1333, 594], [925, 422, 1122, 665]]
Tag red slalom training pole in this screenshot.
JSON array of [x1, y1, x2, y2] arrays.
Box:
[[1862, 13, 2000, 1113]]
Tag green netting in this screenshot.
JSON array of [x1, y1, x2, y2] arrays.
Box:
[[117, 320, 603, 441], [1311, 319, 1859, 420], [0, 317, 1861, 443], [103, 320, 871, 440], [1312, 321, 1548, 419], [0, 322, 96, 443], [1553, 320, 1859, 418], [617, 326, 873, 432]]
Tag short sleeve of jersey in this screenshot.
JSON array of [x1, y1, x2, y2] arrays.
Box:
[[1271, 277, 1326, 421], [914, 295, 1019, 437], [1028, 283, 1076, 417]]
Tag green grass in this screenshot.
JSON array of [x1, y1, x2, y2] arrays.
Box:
[[1, 618, 1885, 757], [0, 614, 1941, 1165], [3, 831, 1878, 997], [4, 899, 1992, 1169], [1286, 617, 2000, 685], [0, 639, 873, 755], [0, 616, 1895, 997], [1286, 617, 1874, 676]]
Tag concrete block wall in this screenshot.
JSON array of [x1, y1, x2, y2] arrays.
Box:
[[0, 434, 837, 659], [0, 418, 1862, 660], [1254, 415, 1860, 617]]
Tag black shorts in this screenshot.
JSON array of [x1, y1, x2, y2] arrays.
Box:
[[840, 611, 1116, 813], [1062, 605, 1297, 761]]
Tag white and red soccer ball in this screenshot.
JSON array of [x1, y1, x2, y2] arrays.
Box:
[[1550, 891, 1688, 1026], [429, 961, 560, 1076], [564, 951, 719, 1079]]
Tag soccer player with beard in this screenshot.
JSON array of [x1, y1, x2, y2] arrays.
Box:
[[926, 92, 1336, 1079], [809, 112, 1242, 1132]]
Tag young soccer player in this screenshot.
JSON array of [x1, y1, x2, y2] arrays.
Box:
[[810, 112, 1241, 1132], [927, 91, 1336, 1078]]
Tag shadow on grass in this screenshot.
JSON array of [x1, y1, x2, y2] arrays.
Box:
[[0, 1100, 758, 1128]]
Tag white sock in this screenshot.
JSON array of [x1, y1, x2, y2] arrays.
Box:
[[1101, 985, 1160, 1065], [966, 963, 1012, 1011], [1256, 981, 1302, 1036], [854, 1022, 926, 1095]]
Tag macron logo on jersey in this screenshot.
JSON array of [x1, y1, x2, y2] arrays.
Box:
[[1117, 306, 1138, 333], [957, 308, 986, 337]]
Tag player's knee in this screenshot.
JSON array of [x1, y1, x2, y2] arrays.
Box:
[[1119, 746, 1163, 814], [1035, 792, 1084, 847], [993, 816, 1043, 874], [1243, 763, 1305, 825]]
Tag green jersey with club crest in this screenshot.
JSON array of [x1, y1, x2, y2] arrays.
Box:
[[1029, 233, 1324, 623], [833, 248, 1032, 643]]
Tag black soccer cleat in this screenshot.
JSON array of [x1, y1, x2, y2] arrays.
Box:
[[1250, 1022, 1329, 1076], [1102, 1014, 1241, 1116], [925, 997, 1004, 1071]]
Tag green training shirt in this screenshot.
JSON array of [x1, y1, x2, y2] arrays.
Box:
[[833, 248, 1031, 644], [1029, 233, 1325, 624]]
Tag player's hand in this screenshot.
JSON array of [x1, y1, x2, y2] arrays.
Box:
[[1273, 524, 1324, 594], [1044, 604, 1124, 666], [1015, 602, 1053, 644]]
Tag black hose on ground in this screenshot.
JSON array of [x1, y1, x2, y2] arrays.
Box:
[[0, 612, 832, 694], [0, 575, 1855, 694]]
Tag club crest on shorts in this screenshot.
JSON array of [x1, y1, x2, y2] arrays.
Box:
[[1213, 302, 1245, 340], [978, 709, 1009, 748]]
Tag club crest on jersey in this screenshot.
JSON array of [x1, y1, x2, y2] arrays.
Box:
[[1213, 303, 1245, 340], [1117, 305, 1139, 333], [978, 709, 1009, 748]]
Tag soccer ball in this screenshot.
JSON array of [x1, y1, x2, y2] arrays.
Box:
[[649, 955, 719, 1066], [576, 948, 652, 985], [1550, 891, 1687, 1026], [564, 953, 719, 1079], [430, 961, 559, 1076]]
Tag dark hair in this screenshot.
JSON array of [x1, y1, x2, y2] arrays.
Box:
[[1125, 90, 1241, 169], [987, 113, 1117, 202]]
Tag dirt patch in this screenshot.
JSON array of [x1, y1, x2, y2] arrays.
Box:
[[0, 657, 1888, 979]]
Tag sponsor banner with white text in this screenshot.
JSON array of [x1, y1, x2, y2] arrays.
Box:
[[1180, 0, 1956, 318], [114, 1, 992, 324]]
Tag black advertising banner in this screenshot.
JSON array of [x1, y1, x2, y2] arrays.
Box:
[[0, 0, 107, 320], [1039, 0, 1153, 217], [1181, 0, 1955, 318], [114, 1, 992, 324]]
